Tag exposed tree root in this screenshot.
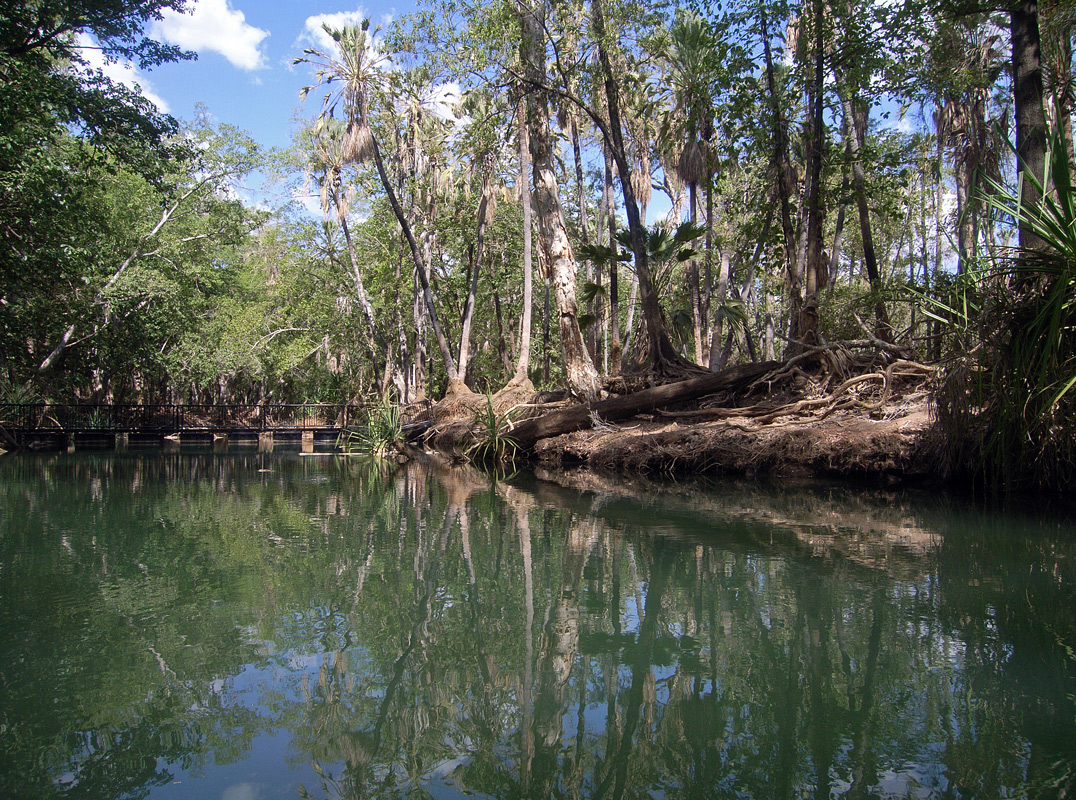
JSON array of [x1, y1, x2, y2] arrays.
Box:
[[419, 341, 940, 482], [657, 358, 937, 426]]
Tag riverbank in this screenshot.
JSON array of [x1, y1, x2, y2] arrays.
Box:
[[530, 395, 933, 482], [425, 355, 940, 486]]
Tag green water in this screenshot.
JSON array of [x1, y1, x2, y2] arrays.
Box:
[[1, 453, 1074, 800]]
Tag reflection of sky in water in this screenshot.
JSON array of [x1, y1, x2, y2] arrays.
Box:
[[0, 454, 1073, 800]]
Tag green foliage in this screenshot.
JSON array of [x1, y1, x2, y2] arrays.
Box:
[[344, 402, 403, 457], [0, 376, 40, 406], [467, 395, 519, 464], [933, 133, 1076, 492]]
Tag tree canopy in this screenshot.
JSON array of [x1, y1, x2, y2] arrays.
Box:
[[2, 0, 1074, 487]]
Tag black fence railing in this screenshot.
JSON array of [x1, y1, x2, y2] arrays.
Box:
[[0, 402, 432, 433]]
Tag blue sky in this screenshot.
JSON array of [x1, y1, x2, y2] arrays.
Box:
[[86, 1, 418, 153]]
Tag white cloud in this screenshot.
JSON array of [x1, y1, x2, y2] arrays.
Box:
[[152, 0, 269, 71], [299, 10, 371, 53], [425, 82, 462, 122], [76, 33, 170, 112], [292, 187, 326, 218]]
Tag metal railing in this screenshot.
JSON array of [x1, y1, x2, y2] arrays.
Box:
[[0, 401, 432, 433]]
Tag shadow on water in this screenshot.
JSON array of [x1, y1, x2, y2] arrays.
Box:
[[1, 452, 1075, 799]]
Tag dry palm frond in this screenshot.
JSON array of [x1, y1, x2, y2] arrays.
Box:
[[678, 140, 708, 186], [631, 169, 652, 207], [556, 103, 569, 132], [631, 149, 652, 207], [480, 187, 497, 225], [342, 121, 374, 164]]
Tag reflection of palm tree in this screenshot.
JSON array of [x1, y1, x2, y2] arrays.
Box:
[[300, 500, 453, 800], [527, 517, 592, 797], [593, 541, 673, 800]]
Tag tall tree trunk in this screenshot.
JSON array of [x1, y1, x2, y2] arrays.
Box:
[[339, 217, 386, 352], [604, 149, 622, 372], [702, 180, 715, 365], [370, 138, 460, 386], [571, 111, 600, 362], [519, 0, 601, 401], [511, 107, 535, 387], [760, 6, 802, 342], [708, 249, 731, 370], [837, 78, 892, 339], [591, 0, 696, 377], [1011, 0, 1048, 254], [797, 0, 827, 351], [829, 162, 849, 291], [412, 274, 428, 399], [764, 290, 776, 361], [454, 159, 495, 394], [687, 181, 705, 364]]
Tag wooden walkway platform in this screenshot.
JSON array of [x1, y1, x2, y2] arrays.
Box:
[[0, 402, 432, 452]]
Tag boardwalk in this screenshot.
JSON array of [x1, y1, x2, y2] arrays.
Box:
[[0, 402, 431, 451]]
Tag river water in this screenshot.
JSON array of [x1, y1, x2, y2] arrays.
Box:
[[1, 452, 1074, 799]]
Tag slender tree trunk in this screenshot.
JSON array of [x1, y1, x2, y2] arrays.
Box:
[[591, 0, 694, 376], [604, 149, 622, 372], [713, 203, 772, 370], [688, 181, 705, 364], [519, 0, 601, 400], [454, 159, 495, 394], [543, 272, 551, 384], [708, 249, 730, 370], [412, 275, 428, 399], [1011, 0, 1048, 254], [837, 79, 892, 339], [760, 7, 801, 341], [571, 111, 601, 362], [370, 138, 459, 385], [702, 181, 715, 365], [622, 275, 639, 370], [512, 107, 535, 387], [797, 0, 827, 351], [829, 163, 848, 291], [339, 217, 388, 384]]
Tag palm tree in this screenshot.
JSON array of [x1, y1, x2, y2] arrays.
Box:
[[295, 21, 463, 393], [590, 0, 702, 380], [303, 119, 388, 391], [656, 11, 719, 364]]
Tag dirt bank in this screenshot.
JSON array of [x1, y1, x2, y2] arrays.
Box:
[[425, 353, 940, 485], [531, 397, 933, 482]]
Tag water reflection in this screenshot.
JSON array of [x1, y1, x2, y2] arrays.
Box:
[[1, 453, 1075, 799]]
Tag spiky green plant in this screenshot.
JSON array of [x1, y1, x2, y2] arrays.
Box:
[[85, 407, 111, 431], [467, 395, 519, 464], [343, 402, 402, 457], [0, 377, 40, 406], [931, 131, 1076, 492]]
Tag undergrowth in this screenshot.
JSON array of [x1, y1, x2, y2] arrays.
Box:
[[342, 401, 403, 457], [926, 132, 1076, 493], [467, 395, 519, 464]]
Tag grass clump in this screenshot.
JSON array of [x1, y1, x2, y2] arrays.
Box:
[[467, 395, 519, 464], [343, 401, 403, 457]]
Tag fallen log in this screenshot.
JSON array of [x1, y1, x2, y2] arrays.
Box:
[[508, 360, 781, 450]]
